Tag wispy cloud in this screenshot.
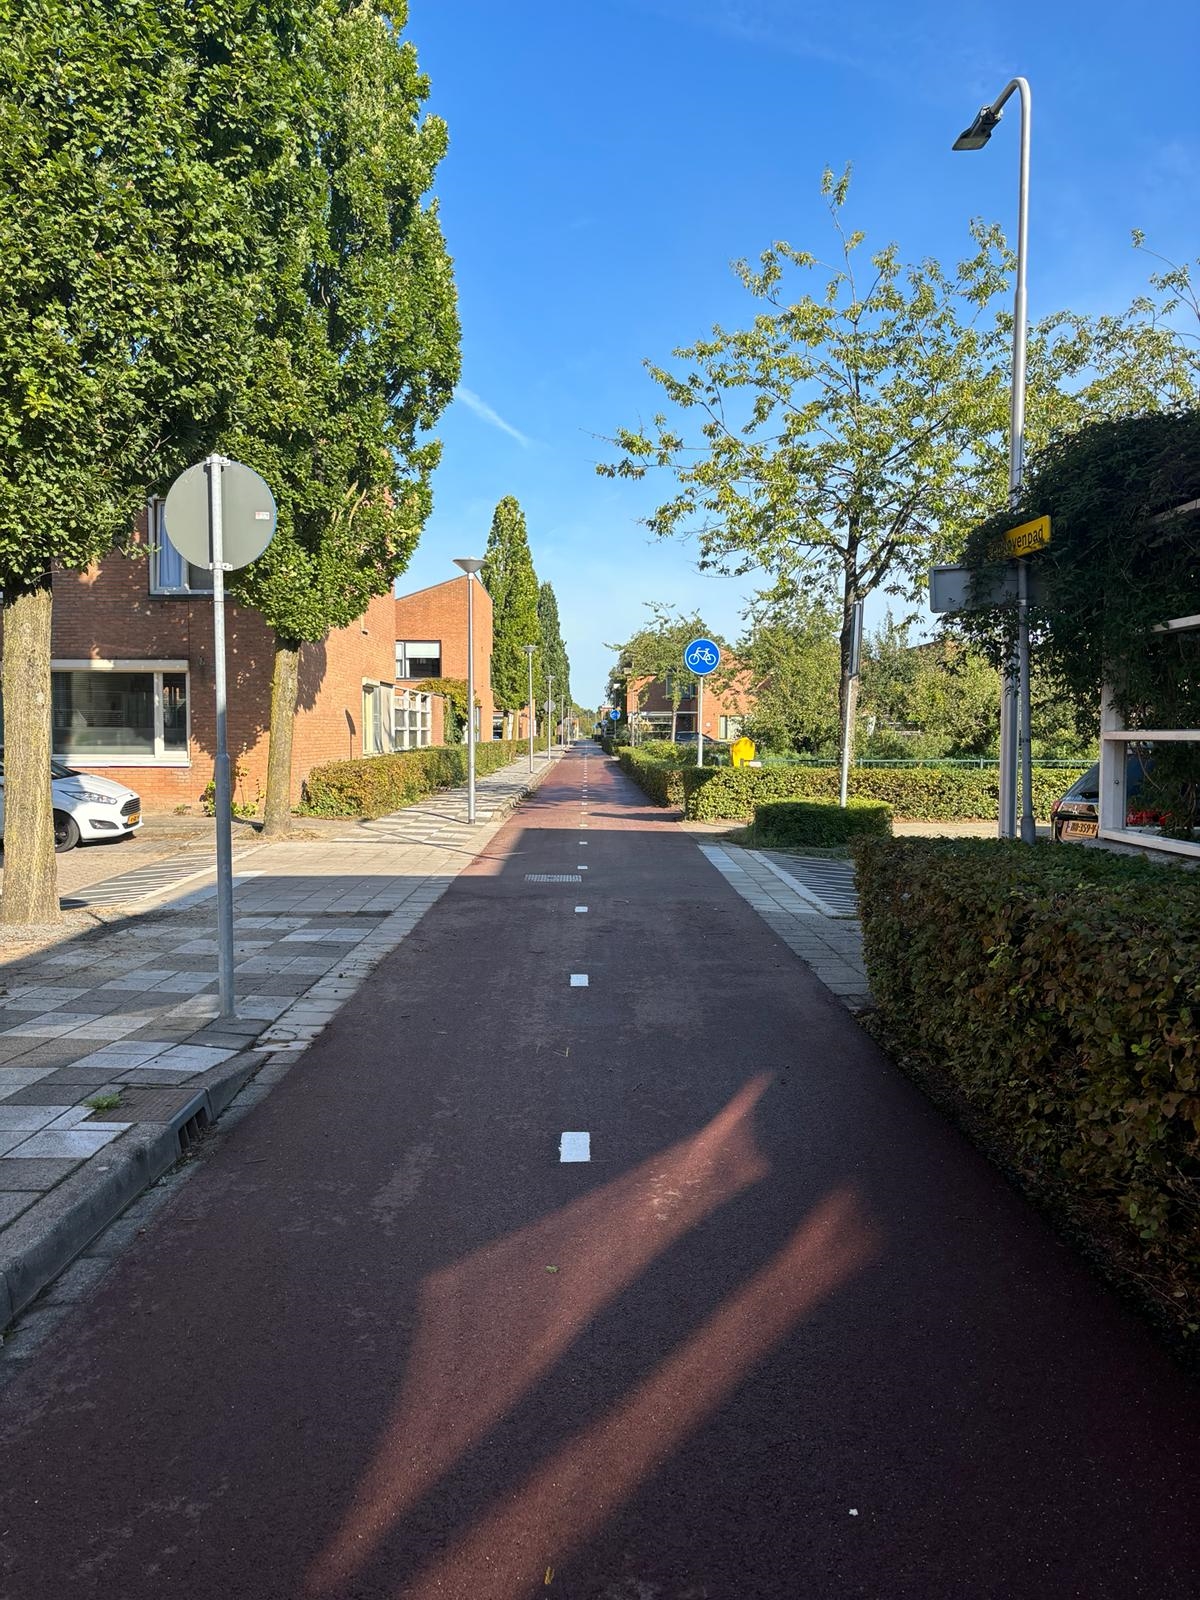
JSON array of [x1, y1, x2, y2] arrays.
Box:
[[455, 386, 534, 447]]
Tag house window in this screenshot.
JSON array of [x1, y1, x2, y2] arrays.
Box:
[[395, 689, 433, 749], [719, 716, 744, 740], [148, 497, 214, 595], [396, 640, 441, 678], [49, 663, 190, 764], [362, 682, 395, 756]]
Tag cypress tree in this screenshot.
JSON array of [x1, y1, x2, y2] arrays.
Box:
[[481, 496, 539, 731]]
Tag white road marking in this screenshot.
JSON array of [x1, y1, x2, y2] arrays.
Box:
[[575, 906, 588, 913], [577, 865, 588, 870], [559, 1131, 590, 1162], [570, 973, 589, 986]]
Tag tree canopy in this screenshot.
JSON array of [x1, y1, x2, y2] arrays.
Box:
[[599, 169, 1200, 735], [481, 496, 540, 714], [0, 0, 329, 919], [537, 581, 570, 711]]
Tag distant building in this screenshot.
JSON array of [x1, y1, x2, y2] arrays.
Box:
[[624, 664, 755, 741], [394, 576, 496, 742]]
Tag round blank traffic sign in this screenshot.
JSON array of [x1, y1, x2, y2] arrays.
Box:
[[163, 458, 276, 571]]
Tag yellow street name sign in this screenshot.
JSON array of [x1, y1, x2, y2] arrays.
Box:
[[1004, 514, 1051, 557]]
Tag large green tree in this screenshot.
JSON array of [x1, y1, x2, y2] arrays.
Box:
[[0, 0, 322, 922], [537, 581, 570, 727], [223, 0, 459, 833], [739, 588, 840, 756], [607, 603, 724, 742], [599, 167, 1198, 744], [480, 496, 540, 734]]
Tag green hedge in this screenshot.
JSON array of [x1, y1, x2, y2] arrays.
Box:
[[620, 761, 1085, 822], [615, 747, 688, 806], [754, 798, 892, 848], [855, 836, 1200, 1345], [301, 740, 528, 818]]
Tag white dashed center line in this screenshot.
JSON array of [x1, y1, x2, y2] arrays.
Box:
[[559, 1132, 591, 1162]]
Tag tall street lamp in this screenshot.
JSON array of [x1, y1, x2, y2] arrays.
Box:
[[453, 557, 484, 822], [524, 644, 537, 772], [546, 672, 554, 761], [954, 76, 1034, 844]]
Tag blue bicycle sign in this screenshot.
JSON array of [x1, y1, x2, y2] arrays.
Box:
[[683, 637, 721, 676]]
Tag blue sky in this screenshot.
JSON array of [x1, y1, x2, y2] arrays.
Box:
[[399, 0, 1197, 706]]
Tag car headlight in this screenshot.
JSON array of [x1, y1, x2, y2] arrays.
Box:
[[69, 789, 117, 806]]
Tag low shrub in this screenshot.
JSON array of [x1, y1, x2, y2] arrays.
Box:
[[854, 836, 1200, 1347], [300, 740, 527, 818], [675, 763, 1086, 822], [754, 798, 892, 848], [615, 747, 687, 807]]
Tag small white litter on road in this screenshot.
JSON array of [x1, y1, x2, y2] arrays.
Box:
[[570, 974, 589, 987], [559, 1132, 590, 1162]]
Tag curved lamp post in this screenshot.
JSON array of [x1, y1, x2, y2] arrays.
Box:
[[453, 557, 484, 822], [954, 76, 1034, 844], [523, 643, 537, 772]]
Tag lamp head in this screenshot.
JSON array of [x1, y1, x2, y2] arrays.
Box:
[[953, 105, 1002, 151], [523, 643, 537, 657], [453, 557, 484, 576]]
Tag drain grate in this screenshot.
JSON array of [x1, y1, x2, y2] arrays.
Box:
[[524, 873, 583, 882], [176, 1103, 210, 1153]]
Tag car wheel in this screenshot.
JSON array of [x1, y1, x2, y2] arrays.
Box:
[[53, 811, 81, 853]]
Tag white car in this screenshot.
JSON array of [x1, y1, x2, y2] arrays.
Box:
[[0, 754, 142, 852]]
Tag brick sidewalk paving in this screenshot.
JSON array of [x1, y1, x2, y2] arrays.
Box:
[[0, 750, 563, 1328]]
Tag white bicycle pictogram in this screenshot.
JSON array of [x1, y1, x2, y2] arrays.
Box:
[[687, 644, 718, 669]]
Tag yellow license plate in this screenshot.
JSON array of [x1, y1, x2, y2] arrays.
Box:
[[1063, 819, 1098, 838], [126, 811, 141, 827]]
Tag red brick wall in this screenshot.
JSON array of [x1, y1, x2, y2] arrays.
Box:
[[1, 519, 406, 810], [394, 576, 495, 739]]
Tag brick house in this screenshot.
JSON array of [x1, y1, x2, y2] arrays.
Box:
[[1, 502, 440, 811], [394, 576, 496, 742], [624, 664, 755, 741]]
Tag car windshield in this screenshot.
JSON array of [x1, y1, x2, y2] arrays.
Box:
[[0, 754, 80, 780]]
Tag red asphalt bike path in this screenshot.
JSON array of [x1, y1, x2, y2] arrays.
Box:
[[1, 744, 1199, 1598]]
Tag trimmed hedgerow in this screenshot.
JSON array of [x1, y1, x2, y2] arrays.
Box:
[[854, 835, 1200, 1348], [300, 740, 528, 818], [615, 752, 1085, 822], [754, 798, 892, 848], [615, 748, 688, 807]]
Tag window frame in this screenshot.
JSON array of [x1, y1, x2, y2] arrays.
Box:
[[395, 639, 442, 679], [49, 659, 191, 767], [147, 497, 215, 596], [362, 680, 396, 756], [1098, 614, 1200, 860]]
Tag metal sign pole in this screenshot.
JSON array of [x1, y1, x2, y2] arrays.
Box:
[[206, 455, 236, 1020], [526, 648, 535, 772], [465, 574, 477, 824], [696, 678, 704, 769]]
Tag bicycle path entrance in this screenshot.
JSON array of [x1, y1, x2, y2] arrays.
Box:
[[1, 744, 1199, 1598]]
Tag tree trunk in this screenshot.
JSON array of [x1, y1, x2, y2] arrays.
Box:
[[1, 575, 60, 928], [262, 637, 300, 837], [671, 705, 678, 742]]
